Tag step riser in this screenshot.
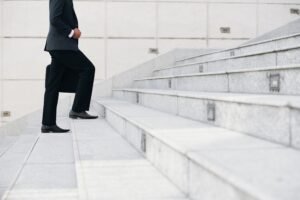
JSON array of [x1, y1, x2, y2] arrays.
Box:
[[93, 101, 262, 200], [291, 109, 300, 148], [135, 75, 229, 93], [188, 159, 258, 200], [139, 68, 300, 95], [155, 48, 300, 77], [92, 102, 189, 193], [175, 35, 300, 66], [112, 90, 300, 149]]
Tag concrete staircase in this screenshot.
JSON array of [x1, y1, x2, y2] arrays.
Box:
[[0, 112, 188, 200], [91, 19, 300, 200], [1, 20, 300, 200], [0, 50, 202, 200]]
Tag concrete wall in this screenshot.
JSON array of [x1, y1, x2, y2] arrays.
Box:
[[0, 0, 3, 126], [0, 0, 300, 124]]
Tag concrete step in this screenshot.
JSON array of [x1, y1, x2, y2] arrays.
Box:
[[111, 88, 300, 149], [0, 117, 72, 200], [152, 48, 220, 72], [0, 134, 40, 200], [136, 64, 300, 95], [0, 136, 18, 157], [244, 18, 300, 46], [71, 118, 188, 200], [154, 44, 300, 77], [0, 115, 188, 200], [175, 31, 300, 67], [93, 98, 300, 200]]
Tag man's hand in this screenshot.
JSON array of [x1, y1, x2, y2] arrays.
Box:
[[72, 28, 81, 39]]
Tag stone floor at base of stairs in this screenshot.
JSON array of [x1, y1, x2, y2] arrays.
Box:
[[0, 114, 187, 200]]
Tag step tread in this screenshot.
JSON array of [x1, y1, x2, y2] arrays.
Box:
[[0, 136, 19, 157], [188, 148, 300, 200], [140, 64, 300, 80], [70, 117, 188, 200], [0, 115, 187, 199], [155, 44, 300, 71], [175, 32, 300, 63], [243, 18, 300, 46], [97, 98, 300, 200], [113, 88, 300, 107]]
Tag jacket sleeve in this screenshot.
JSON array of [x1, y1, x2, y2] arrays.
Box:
[[50, 0, 73, 37], [73, 9, 79, 28]]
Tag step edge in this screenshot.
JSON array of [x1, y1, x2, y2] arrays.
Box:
[[95, 99, 288, 200], [137, 64, 300, 81], [112, 89, 297, 108], [154, 45, 300, 73], [175, 33, 300, 63]]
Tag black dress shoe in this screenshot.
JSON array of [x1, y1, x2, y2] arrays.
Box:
[[69, 110, 99, 119], [41, 125, 70, 133]]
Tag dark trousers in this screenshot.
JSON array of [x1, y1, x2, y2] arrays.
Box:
[[42, 50, 95, 125]]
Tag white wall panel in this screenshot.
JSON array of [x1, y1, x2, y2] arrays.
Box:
[[208, 39, 246, 48], [79, 39, 105, 80], [159, 0, 256, 2], [3, 1, 106, 37], [107, 39, 155, 78], [208, 0, 256, 2], [158, 39, 207, 55], [260, 0, 300, 3], [107, 2, 156, 37], [3, 80, 44, 121], [3, 1, 48, 37], [74, 1, 105, 37], [257, 4, 300, 35], [158, 3, 207, 38], [1, 0, 300, 123], [3, 38, 49, 79], [209, 3, 257, 38], [3, 38, 105, 80]]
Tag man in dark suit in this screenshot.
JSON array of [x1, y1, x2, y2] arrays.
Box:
[[42, 0, 98, 133]]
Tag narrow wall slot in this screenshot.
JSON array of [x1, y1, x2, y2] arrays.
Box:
[[1, 111, 11, 117], [136, 93, 140, 104], [168, 79, 172, 88], [141, 132, 147, 153], [207, 103, 216, 121], [220, 27, 231, 34], [290, 8, 300, 15], [199, 65, 204, 73], [269, 73, 281, 92]]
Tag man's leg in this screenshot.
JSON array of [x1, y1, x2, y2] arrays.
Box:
[[49, 50, 95, 112], [71, 51, 95, 112], [42, 58, 65, 125]]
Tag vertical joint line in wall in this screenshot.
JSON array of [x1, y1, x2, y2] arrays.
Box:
[[152, 0, 159, 69], [206, 2, 209, 48], [256, 0, 259, 37], [104, 0, 108, 80], [155, 0, 159, 51], [0, 0, 4, 118], [154, 0, 159, 69]]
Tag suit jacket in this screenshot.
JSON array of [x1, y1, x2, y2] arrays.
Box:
[[45, 0, 79, 51], [45, 64, 79, 93]]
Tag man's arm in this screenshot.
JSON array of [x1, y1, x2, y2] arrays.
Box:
[[73, 9, 79, 28], [50, 0, 73, 37]]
